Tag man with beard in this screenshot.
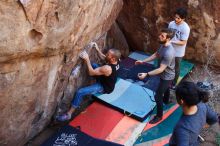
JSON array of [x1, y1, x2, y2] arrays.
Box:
[[168, 8, 190, 88], [56, 45, 121, 121], [135, 28, 175, 124]]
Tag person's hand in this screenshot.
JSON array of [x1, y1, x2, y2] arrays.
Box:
[[170, 40, 176, 44], [89, 42, 96, 48], [138, 73, 147, 80], [203, 124, 210, 128], [90, 42, 99, 50], [135, 60, 144, 65], [94, 43, 99, 50], [79, 51, 89, 61]]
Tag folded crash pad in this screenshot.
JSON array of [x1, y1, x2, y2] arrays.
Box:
[[134, 106, 182, 146]]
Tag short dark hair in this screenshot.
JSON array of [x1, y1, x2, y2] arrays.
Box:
[[109, 48, 121, 61], [161, 28, 174, 39], [175, 8, 188, 19], [176, 81, 209, 106]]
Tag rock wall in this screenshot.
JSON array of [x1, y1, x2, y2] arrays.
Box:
[[0, 0, 123, 145], [117, 0, 220, 65], [105, 21, 130, 58]]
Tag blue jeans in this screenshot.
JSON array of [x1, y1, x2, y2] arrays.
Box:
[[71, 63, 104, 108], [91, 63, 99, 69]]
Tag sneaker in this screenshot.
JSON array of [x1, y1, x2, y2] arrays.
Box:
[[149, 116, 162, 124], [56, 113, 71, 122]]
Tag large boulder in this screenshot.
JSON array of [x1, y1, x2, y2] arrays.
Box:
[[105, 21, 130, 58], [0, 0, 123, 145], [117, 0, 220, 65]]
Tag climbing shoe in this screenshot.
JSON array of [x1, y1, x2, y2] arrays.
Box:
[[56, 113, 71, 122]]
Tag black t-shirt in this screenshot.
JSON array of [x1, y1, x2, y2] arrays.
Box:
[[99, 63, 119, 94]]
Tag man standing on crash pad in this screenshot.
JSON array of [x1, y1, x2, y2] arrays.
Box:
[[135, 28, 175, 124], [168, 8, 190, 88]]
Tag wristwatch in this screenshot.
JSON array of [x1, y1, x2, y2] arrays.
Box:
[[146, 72, 149, 77]]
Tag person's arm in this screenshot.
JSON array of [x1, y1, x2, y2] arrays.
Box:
[[171, 26, 190, 46], [93, 43, 106, 60], [138, 63, 167, 79], [80, 52, 111, 76], [135, 52, 158, 65], [138, 53, 172, 80], [205, 104, 218, 125], [171, 40, 187, 46]]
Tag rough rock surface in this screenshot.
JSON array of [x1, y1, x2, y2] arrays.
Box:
[[117, 0, 220, 65], [105, 21, 130, 58], [0, 0, 123, 145]]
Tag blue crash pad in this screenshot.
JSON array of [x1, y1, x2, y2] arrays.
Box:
[[94, 78, 156, 121], [118, 57, 160, 91], [118, 61, 155, 82]]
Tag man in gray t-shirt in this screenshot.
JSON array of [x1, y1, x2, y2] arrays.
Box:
[[135, 28, 175, 124], [157, 44, 175, 80], [168, 8, 190, 86]]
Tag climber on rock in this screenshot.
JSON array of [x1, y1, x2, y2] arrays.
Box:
[[56, 43, 121, 121]]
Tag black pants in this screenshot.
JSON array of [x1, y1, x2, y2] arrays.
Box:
[[155, 78, 172, 117], [174, 57, 182, 85]]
